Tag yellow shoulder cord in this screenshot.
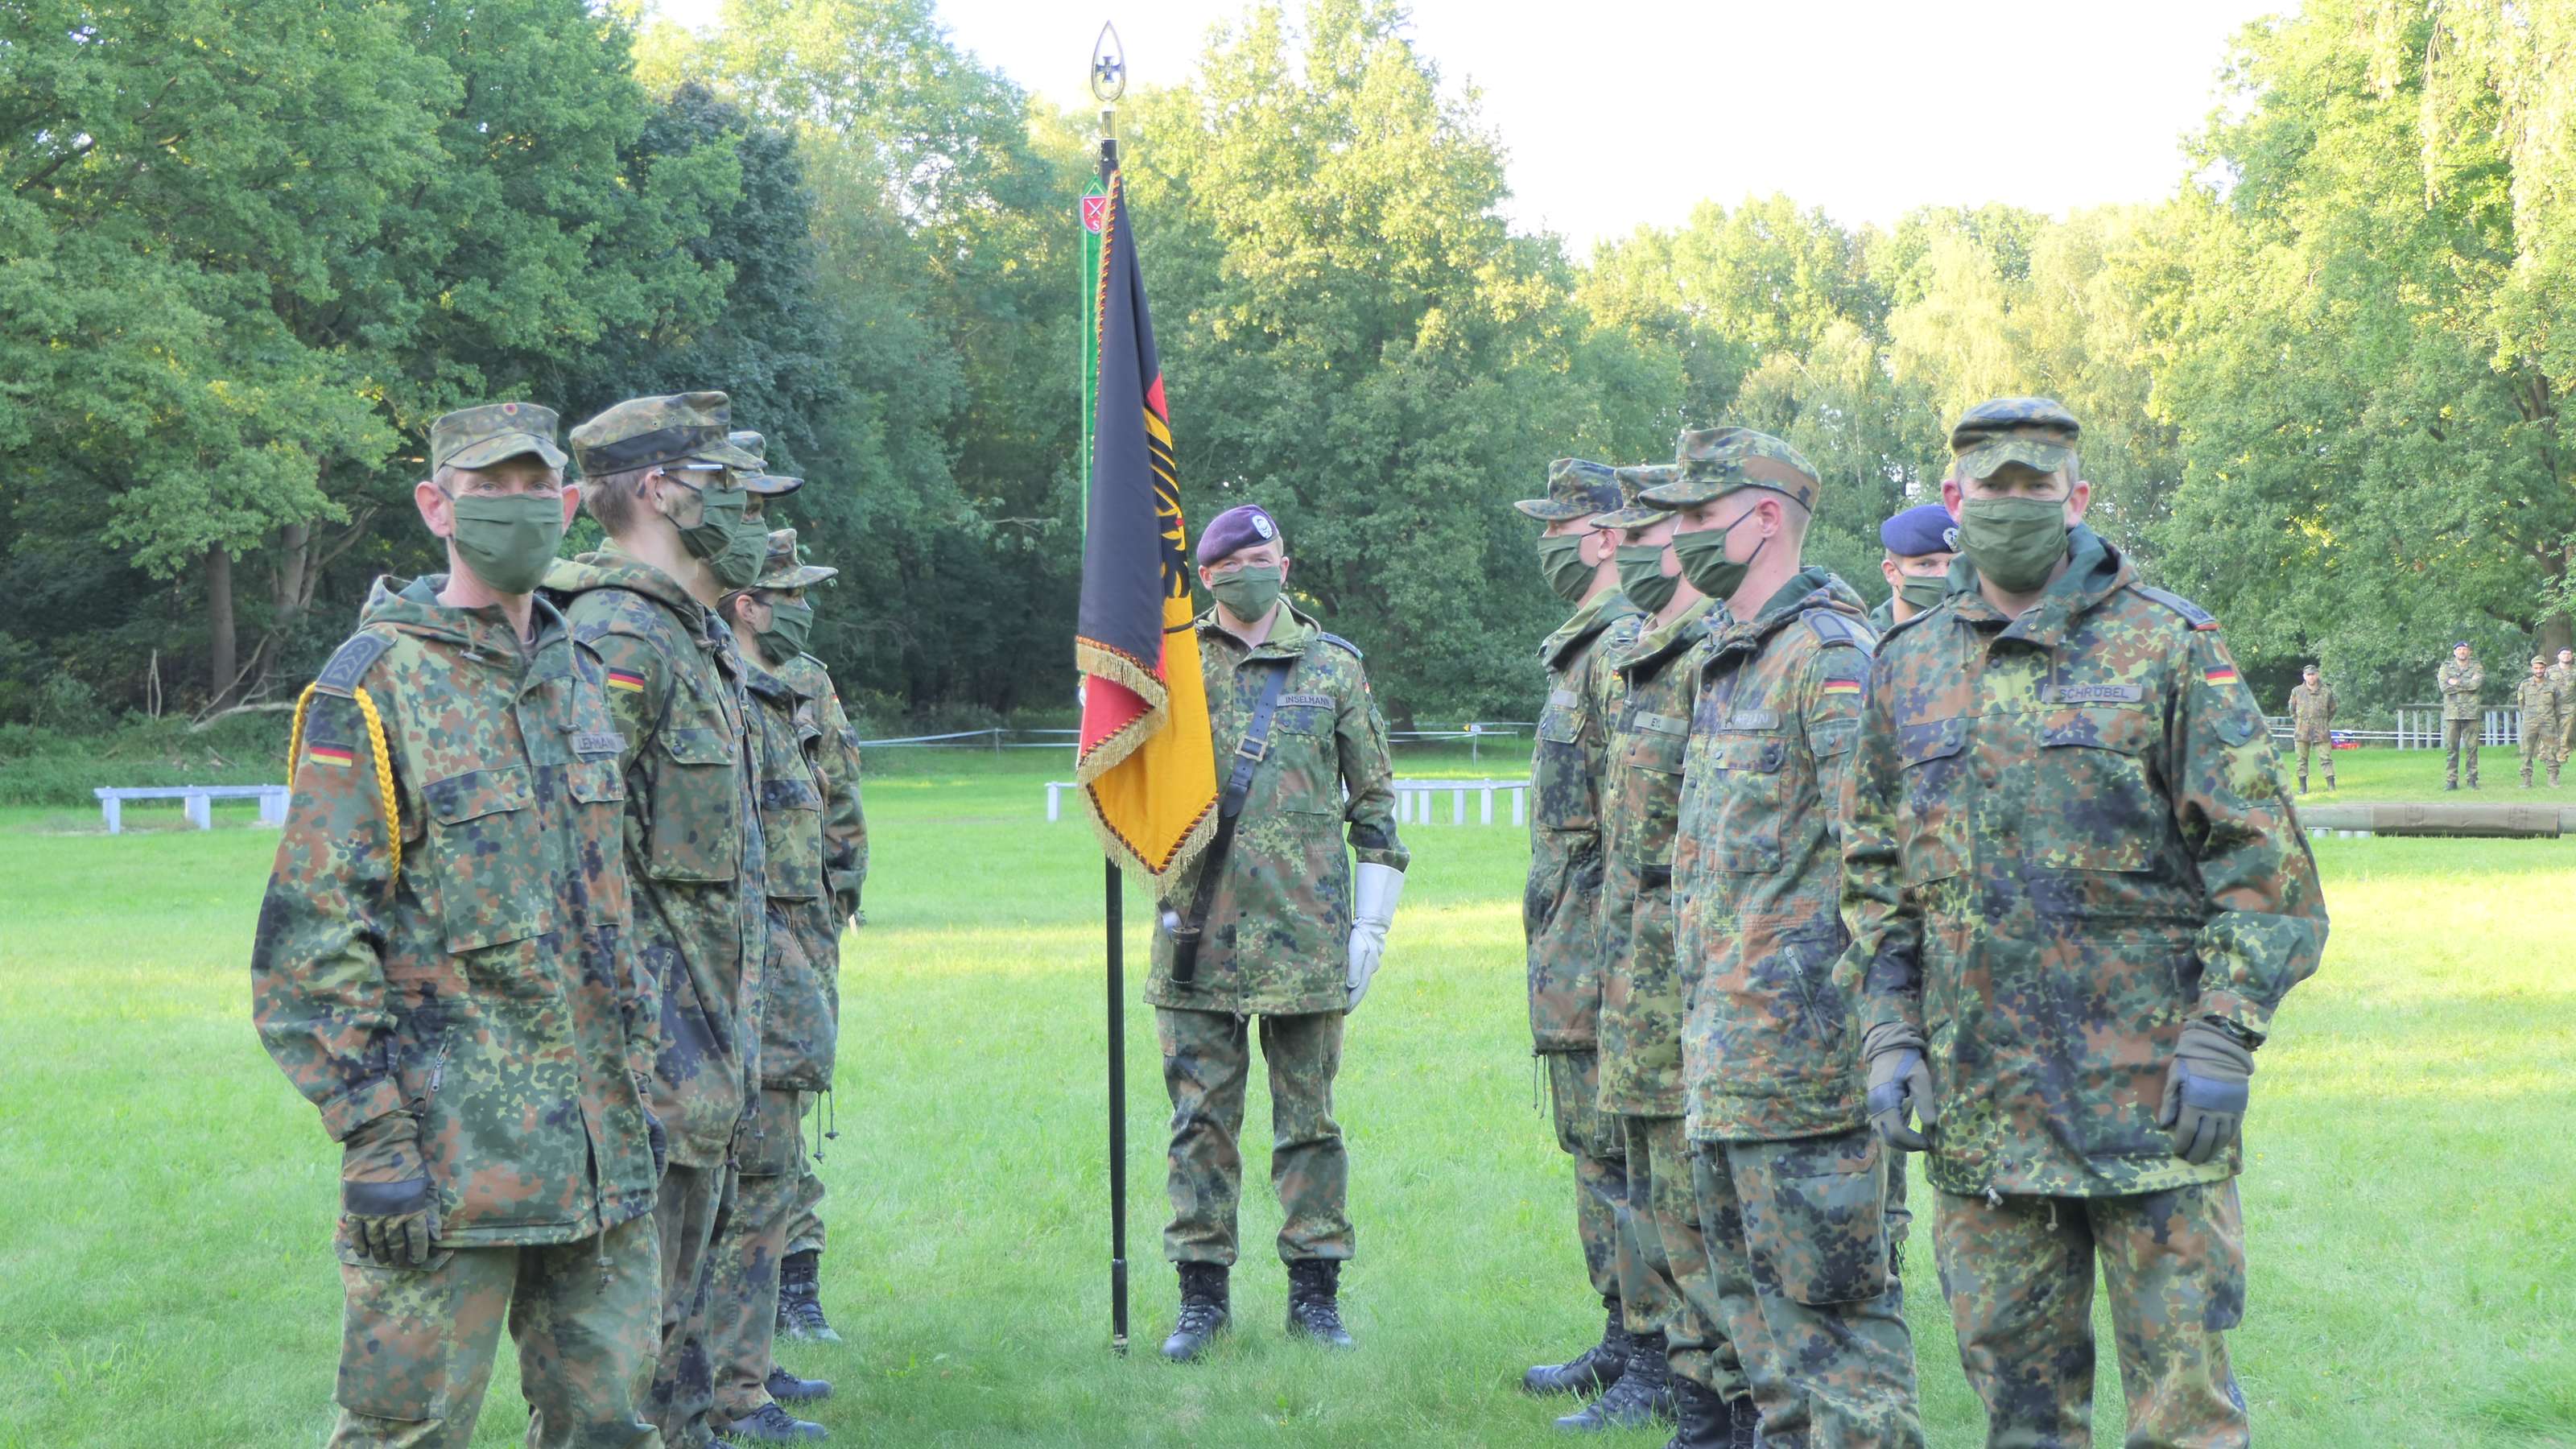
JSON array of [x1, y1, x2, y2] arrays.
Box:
[[284, 680, 403, 894]]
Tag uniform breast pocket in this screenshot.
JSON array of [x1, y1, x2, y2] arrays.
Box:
[[1895, 716, 1969, 887], [1533, 701, 1597, 832], [2025, 708, 2160, 872], [646, 726, 742, 883], [1268, 701, 1340, 815], [759, 773, 827, 902], [1624, 719, 1690, 859], [1710, 735, 1788, 873], [423, 766, 554, 952]]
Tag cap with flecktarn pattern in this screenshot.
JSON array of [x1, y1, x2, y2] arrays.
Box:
[[728, 429, 806, 497], [1514, 458, 1624, 522], [430, 402, 568, 474], [570, 391, 764, 478], [1590, 464, 1678, 529], [752, 528, 836, 591], [1949, 397, 2080, 481], [1644, 426, 1821, 512]]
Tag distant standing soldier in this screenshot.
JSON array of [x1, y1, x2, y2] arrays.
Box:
[[252, 403, 665, 1447], [1868, 502, 1959, 634], [2439, 642, 2485, 790], [2287, 665, 2339, 794], [1849, 398, 2329, 1448], [2515, 655, 2562, 789], [546, 393, 772, 1447], [1554, 462, 1748, 1437], [1150, 504, 1409, 1362], [725, 436, 869, 1355], [2551, 648, 2575, 770], [704, 520, 840, 1444], [1651, 428, 1922, 1449], [1510, 459, 1649, 1397]]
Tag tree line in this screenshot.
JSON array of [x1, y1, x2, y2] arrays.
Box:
[[4, 0, 2570, 740]]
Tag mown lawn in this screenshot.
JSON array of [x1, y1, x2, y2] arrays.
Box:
[[0, 749, 2569, 1447]]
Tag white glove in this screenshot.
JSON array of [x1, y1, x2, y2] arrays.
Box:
[[1345, 863, 1406, 1013]]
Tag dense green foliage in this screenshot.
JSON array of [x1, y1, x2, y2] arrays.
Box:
[[4, 0, 2572, 735]]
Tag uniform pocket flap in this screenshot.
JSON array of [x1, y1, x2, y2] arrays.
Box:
[[660, 726, 737, 766], [1897, 716, 1966, 766], [761, 776, 823, 811], [2041, 706, 2153, 753], [424, 766, 533, 825]]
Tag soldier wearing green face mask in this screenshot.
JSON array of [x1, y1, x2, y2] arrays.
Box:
[[704, 522, 845, 1443], [1150, 503, 1409, 1364], [1849, 397, 2327, 1448], [1510, 459, 1649, 1401], [254, 402, 668, 1448], [545, 391, 772, 1449], [1871, 504, 1959, 635]]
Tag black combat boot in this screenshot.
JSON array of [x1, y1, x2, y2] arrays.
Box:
[[1284, 1259, 1356, 1348], [775, 1250, 840, 1344], [1161, 1262, 1230, 1362], [1661, 1377, 1735, 1449], [715, 1402, 828, 1443], [765, 1366, 831, 1403], [1522, 1298, 1633, 1396], [1554, 1330, 1674, 1431]]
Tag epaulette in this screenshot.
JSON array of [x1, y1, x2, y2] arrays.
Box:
[[1801, 608, 1876, 657], [2129, 583, 2221, 631], [310, 630, 397, 699], [1316, 631, 1364, 661]]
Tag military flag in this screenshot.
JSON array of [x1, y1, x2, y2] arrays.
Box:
[[1075, 166, 1216, 879]]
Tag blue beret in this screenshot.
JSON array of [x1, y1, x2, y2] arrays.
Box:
[[1196, 504, 1282, 565], [1880, 503, 1960, 559]]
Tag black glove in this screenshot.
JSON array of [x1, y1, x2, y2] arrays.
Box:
[[2158, 1020, 2255, 1165], [341, 1110, 438, 1267], [1863, 1022, 1938, 1152]]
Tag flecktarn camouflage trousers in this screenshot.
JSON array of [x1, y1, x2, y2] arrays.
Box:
[[328, 1213, 661, 1448], [709, 1088, 809, 1418], [1158, 1007, 1352, 1265], [1932, 1180, 2248, 1448], [1546, 1048, 1629, 1307], [649, 1161, 733, 1448], [1687, 1128, 1922, 1448], [1626, 1113, 1744, 1398]]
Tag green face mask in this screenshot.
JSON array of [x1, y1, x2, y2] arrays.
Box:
[[671, 481, 767, 589], [1538, 535, 1595, 604], [1958, 496, 2070, 594], [757, 599, 814, 662], [1209, 564, 1284, 621], [1897, 576, 1949, 613], [1615, 543, 1677, 615], [444, 489, 564, 597], [1670, 507, 1765, 602]]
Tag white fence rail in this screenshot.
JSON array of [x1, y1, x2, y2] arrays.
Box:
[[1046, 777, 1533, 827]]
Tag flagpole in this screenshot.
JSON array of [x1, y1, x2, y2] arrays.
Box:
[[1091, 23, 1130, 1360]]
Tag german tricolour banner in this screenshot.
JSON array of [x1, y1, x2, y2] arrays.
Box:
[[1075, 167, 1216, 879]]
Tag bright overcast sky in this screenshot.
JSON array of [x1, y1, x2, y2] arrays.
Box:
[[652, 0, 2287, 252]]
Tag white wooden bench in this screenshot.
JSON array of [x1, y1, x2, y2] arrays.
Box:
[[94, 784, 291, 835]]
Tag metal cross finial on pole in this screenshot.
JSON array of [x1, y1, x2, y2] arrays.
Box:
[[1093, 22, 1124, 182]]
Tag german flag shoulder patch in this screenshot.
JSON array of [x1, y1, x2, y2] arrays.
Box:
[[605, 668, 647, 694]]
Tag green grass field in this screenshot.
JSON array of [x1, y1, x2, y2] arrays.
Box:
[[2, 744, 2570, 1447]]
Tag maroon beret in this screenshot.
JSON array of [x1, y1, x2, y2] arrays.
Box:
[[1195, 504, 1282, 565]]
